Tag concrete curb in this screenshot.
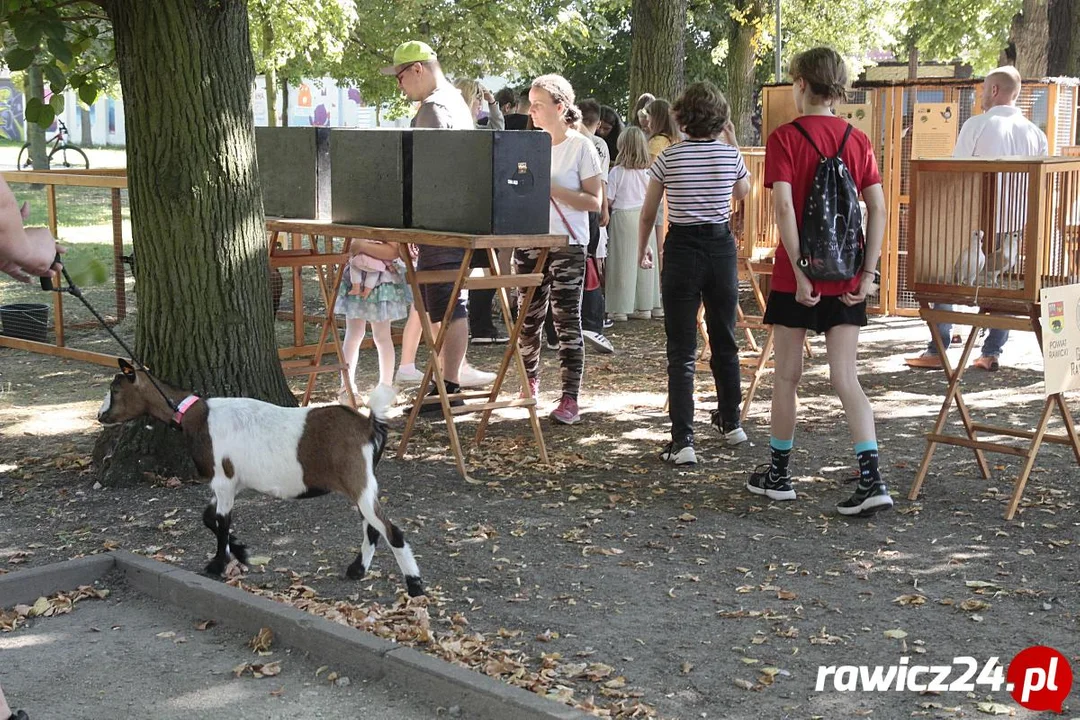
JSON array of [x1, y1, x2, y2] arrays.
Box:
[[0, 554, 116, 607], [0, 552, 590, 720]]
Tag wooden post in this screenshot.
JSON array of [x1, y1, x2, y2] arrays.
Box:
[[112, 188, 126, 321], [1046, 83, 1060, 155], [46, 183, 64, 347]]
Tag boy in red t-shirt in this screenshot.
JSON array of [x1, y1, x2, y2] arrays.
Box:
[[749, 47, 893, 517]]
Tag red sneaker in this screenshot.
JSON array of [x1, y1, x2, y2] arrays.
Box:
[[521, 376, 540, 400], [550, 394, 580, 425]]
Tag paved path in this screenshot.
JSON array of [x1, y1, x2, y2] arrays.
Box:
[[1, 584, 443, 720]]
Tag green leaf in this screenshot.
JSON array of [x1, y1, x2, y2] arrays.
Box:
[[5, 47, 37, 72], [78, 85, 99, 107], [46, 38, 73, 66], [42, 20, 68, 43], [13, 20, 44, 49], [49, 93, 64, 114], [68, 73, 85, 90], [37, 106, 57, 129], [44, 63, 66, 93], [24, 97, 43, 124]]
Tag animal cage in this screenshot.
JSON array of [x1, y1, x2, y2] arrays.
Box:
[[761, 78, 1080, 315], [908, 156, 1080, 308]]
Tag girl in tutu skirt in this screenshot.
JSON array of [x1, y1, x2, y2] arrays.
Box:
[[335, 239, 412, 405]]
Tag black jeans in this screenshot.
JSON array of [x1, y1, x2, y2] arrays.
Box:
[[468, 251, 498, 337], [662, 223, 741, 444], [582, 211, 605, 333]]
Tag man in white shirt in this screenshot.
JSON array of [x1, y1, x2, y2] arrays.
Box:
[[906, 65, 1048, 371]]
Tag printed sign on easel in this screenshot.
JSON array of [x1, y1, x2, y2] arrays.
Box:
[[835, 104, 874, 137], [1040, 284, 1080, 396], [911, 103, 959, 159]]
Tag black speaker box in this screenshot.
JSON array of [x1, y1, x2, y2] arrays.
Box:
[[410, 130, 552, 235], [255, 127, 330, 219], [329, 129, 412, 227]]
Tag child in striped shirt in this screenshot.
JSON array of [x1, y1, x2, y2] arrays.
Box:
[[638, 81, 750, 466]]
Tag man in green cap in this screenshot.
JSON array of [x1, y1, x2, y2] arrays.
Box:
[[381, 40, 496, 407]]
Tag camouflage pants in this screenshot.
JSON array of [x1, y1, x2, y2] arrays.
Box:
[[513, 245, 586, 400]]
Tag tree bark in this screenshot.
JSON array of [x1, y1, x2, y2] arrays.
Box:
[[79, 105, 93, 147], [262, 19, 277, 127], [26, 66, 50, 170], [96, 0, 295, 487], [628, 0, 688, 111], [1006, 0, 1049, 77], [281, 74, 290, 127], [724, 0, 767, 145], [1047, 0, 1079, 76]]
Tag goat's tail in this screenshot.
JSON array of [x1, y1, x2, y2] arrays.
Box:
[[366, 384, 395, 468], [366, 383, 396, 423]]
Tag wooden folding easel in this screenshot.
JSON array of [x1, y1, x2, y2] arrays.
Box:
[[268, 228, 353, 407], [908, 304, 1080, 519], [262, 219, 564, 480], [397, 243, 551, 480]]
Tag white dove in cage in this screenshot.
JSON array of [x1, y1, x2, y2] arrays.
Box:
[[952, 229, 986, 284]]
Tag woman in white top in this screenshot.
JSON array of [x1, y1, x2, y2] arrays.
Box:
[[515, 74, 604, 426], [605, 127, 654, 320]]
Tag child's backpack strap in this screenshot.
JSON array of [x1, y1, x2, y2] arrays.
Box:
[[791, 120, 854, 161], [791, 121, 825, 161]]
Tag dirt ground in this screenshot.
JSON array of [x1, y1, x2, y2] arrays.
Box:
[[1, 316, 1078, 719]]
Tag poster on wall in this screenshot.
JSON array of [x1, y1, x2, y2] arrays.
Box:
[[834, 104, 874, 137], [910, 103, 959, 159], [1040, 284, 1080, 396]]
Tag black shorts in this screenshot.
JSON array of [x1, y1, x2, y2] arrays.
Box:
[[763, 291, 867, 334], [420, 262, 468, 324]]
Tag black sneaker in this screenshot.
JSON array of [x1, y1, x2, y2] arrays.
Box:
[[746, 463, 796, 501], [710, 410, 748, 446], [660, 440, 697, 466], [837, 481, 894, 516], [417, 382, 464, 416]]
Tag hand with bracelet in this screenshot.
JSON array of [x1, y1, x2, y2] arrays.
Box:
[[841, 267, 880, 307]]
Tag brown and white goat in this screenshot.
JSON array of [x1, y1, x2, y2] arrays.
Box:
[[98, 359, 424, 597]]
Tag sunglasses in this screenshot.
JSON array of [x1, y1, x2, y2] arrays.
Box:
[[395, 62, 418, 83]]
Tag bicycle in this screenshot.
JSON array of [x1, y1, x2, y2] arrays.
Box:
[[17, 120, 90, 170]]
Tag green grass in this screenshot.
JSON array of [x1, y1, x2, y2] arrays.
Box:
[[7, 184, 130, 229]]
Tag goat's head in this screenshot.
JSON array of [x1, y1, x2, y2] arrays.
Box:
[[98, 359, 157, 425]]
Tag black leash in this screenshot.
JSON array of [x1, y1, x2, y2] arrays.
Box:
[[42, 259, 183, 418]]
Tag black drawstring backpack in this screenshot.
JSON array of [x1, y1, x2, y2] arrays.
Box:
[[791, 121, 863, 281]]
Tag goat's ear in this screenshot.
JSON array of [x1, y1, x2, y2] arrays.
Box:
[[118, 359, 137, 379]]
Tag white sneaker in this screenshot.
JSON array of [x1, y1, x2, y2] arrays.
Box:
[[395, 365, 424, 384], [458, 364, 497, 388], [659, 441, 697, 466], [582, 330, 615, 354], [724, 426, 748, 446], [629, 311, 652, 320]]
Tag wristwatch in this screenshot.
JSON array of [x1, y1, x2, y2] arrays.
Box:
[[863, 268, 881, 284]]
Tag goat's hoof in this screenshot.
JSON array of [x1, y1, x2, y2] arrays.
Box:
[[204, 558, 227, 576], [345, 562, 366, 580], [405, 576, 426, 598]]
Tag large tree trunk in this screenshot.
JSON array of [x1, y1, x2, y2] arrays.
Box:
[[1006, 0, 1049, 77], [1048, 0, 1079, 76], [725, 0, 766, 145], [26, 66, 50, 170], [628, 0, 688, 110], [95, 0, 294, 487]]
